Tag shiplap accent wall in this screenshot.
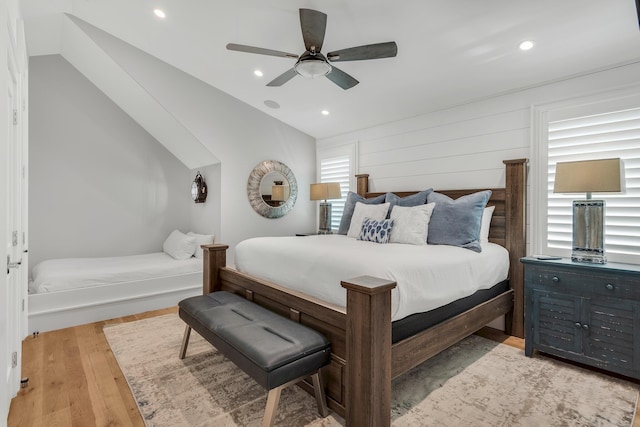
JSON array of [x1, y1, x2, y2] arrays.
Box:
[[318, 61, 640, 256], [357, 108, 529, 191]]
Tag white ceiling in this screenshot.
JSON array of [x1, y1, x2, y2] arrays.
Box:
[[20, 0, 640, 140]]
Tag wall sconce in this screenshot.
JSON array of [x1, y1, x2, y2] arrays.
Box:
[[310, 182, 342, 234], [191, 171, 208, 203], [553, 158, 624, 263]]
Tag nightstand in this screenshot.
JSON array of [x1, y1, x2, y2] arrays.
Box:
[[521, 257, 640, 379]]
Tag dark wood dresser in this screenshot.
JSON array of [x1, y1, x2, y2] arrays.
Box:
[[522, 256, 640, 379]]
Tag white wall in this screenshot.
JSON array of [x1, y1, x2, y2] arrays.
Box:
[[28, 55, 192, 270], [68, 22, 317, 265], [189, 164, 221, 239], [318, 61, 640, 255]]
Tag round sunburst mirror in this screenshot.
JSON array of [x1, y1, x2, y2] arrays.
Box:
[[247, 160, 298, 218]]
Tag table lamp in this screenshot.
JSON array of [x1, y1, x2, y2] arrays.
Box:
[[553, 158, 623, 264], [310, 183, 342, 234]]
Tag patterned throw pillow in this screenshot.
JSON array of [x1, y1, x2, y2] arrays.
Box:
[[358, 217, 395, 244]]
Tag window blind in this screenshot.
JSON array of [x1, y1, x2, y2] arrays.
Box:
[[320, 155, 350, 231], [547, 107, 640, 263]]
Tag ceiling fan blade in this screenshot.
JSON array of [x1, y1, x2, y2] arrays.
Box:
[[266, 68, 298, 87], [327, 41, 398, 62], [299, 9, 327, 52], [325, 66, 359, 90], [226, 43, 298, 59]]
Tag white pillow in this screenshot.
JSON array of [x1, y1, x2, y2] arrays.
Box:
[[163, 230, 197, 260], [480, 206, 495, 243], [389, 203, 436, 245], [347, 202, 391, 238], [187, 232, 215, 258]]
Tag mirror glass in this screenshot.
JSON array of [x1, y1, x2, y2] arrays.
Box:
[[260, 172, 290, 207], [247, 160, 297, 218]]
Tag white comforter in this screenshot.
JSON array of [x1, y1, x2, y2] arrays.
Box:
[[29, 252, 201, 293], [235, 235, 509, 321]]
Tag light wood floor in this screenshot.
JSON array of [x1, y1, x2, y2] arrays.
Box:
[[8, 307, 177, 427], [7, 309, 639, 426]]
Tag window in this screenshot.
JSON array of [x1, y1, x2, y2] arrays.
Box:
[[535, 91, 640, 264], [320, 156, 350, 230], [317, 143, 356, 231]]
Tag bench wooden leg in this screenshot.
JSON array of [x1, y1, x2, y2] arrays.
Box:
[[311, 372, 328, 418], [179, 325, 191, 359], [261, 371, 329, 427], [262, 386, 283, 427]]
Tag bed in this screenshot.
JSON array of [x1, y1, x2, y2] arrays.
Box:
[[28, 231, 212, 333], [201, 159, 527, 425]]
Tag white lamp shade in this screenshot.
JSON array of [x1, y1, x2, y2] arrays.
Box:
[[310, 182, 342, 201], [554, 158, 623, 194]]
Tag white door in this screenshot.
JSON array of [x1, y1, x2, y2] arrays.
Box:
[[3, 39, 22, 417]]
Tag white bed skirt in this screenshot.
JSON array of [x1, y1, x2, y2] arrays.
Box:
[[28, 271, 202, 333]]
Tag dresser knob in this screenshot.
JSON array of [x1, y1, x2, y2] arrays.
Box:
[[606, 284, 614, 291], [552, 276, 560, 283], [575, 322, 582, 328], [582, 324, 589, 331]]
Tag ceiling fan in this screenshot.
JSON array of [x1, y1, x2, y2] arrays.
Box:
[[226, 8, 398, 90]]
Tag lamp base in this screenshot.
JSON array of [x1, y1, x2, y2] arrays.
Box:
[[318, 202, 333, 234], [571, 199, 606, 264]]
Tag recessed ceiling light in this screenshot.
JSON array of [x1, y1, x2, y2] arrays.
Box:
[[321, 110, 330, 116], [519, 40, 535, 51], [153, 9, 166, 18], [264, 100, 280, 109], [254, 70, 263, 77]]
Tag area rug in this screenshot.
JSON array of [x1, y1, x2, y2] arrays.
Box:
[[104, 314, 639, 427]]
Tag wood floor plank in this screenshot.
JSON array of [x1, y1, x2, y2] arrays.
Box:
[[41, 328, 73, 420], [62, 328, 97, 427], [84, 348, 133, 426]]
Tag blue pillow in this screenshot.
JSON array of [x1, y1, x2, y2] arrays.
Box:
[[338, 191, 386, 235], [385, 189, 433, 213], [358, 217, 394, 244], [426, 190, 492, 252]]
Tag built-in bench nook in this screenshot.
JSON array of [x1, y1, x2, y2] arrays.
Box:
[[178, 291, 331, 427]]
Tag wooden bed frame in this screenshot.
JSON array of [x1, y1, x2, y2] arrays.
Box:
[[202, 159, 527, 426]]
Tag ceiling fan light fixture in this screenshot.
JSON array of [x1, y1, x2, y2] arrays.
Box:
[[294, 57, 332, 78]]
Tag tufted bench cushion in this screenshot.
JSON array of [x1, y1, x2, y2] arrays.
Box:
[[178, 291, 331, 426]]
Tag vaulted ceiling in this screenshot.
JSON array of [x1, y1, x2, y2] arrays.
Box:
[[20, 0, 640, 140]]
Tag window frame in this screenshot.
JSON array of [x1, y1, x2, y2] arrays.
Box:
[[532, 86, 640, 264]]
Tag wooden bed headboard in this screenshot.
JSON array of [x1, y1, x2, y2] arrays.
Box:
[[355, 158, 528, 338]]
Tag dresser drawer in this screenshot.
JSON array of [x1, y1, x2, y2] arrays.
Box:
[[526, 267, 640, 300]]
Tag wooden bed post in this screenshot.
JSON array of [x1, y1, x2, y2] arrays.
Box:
[[356, 173, 369, 197], [341, 276, 396, 427], [503, 159, 527, 338], [201, 244, 229, 294]]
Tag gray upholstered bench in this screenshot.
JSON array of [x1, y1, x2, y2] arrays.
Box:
[[178, 291, 331, 427]]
